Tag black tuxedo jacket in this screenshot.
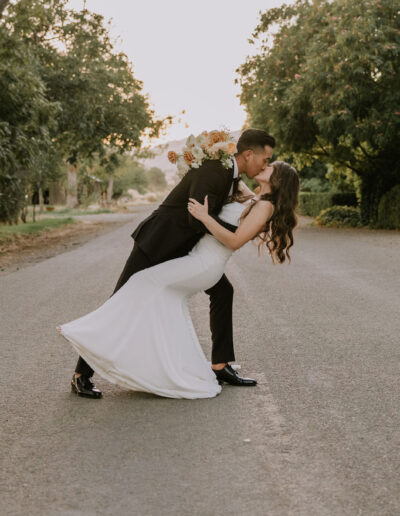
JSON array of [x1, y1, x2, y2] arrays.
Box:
[[131, 159, 237, 263]]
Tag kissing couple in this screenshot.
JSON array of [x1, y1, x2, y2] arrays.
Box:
[[57, 128, 300, 399]]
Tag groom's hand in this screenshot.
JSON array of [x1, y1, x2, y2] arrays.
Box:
[[187, 196, 209, 222]]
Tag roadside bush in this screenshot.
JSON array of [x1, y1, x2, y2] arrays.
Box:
[[315, 205, 362, 227], [147, 167, 168, 191], [298, 192, 358, 216], [376, 185, 400, 229], [113, 167, 149, 196], [299, 192, 332, 216]]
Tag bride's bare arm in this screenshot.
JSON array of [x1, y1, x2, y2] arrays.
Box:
[[188, 197, 273, 251]]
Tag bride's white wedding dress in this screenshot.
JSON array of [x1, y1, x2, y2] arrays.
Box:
[[57, 201, 248, 399]]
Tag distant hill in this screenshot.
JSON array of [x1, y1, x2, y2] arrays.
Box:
[[140, 130, 242, 186]]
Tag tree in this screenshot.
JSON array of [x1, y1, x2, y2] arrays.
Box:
[[0, 15, 59, 223], [0, 0, 9, 18], [237, 0, 400, 225], [111, 158, 149, 196], [5, 0, 170, 208]]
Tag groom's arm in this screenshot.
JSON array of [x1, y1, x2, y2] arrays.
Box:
[[187, 165, 236, 234]]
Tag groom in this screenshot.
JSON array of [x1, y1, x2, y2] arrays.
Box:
[[71, 128, 275, 398]]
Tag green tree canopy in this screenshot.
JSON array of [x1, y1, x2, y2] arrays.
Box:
[[7, 0, 167, 163], [0, 14, 59, 222], [1, 0, 170, 216], [237, 0, 400, 225]]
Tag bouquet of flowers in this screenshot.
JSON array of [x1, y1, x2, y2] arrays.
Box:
[[167, 130, 237, 178]]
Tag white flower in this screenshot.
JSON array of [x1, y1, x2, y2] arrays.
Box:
[[221, 156, 234, 169], [192, 146, 205, 161], [196, 133, 208, 147], [210, 141, 230, 153], [186, 134, 197, 147]]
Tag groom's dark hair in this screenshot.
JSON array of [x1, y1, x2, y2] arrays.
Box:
[[236, 129, 275, 154]]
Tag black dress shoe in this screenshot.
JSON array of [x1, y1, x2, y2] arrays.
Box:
[[71, 374, 102, 398], [213, 364, 257, 386]]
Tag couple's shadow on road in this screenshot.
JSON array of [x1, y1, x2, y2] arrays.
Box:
[[68, 384, 224, 405]]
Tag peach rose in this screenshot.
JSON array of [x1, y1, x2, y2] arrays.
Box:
[[208, 131, 228, 145], [208, 134, 220, 146], [227, 142, 236, 154], [168, 151, 178, 164], [183, 150, 195, 166]]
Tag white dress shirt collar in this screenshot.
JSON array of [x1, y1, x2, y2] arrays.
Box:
[[233, 156, 239, 179], [228, 157, 239, 197]]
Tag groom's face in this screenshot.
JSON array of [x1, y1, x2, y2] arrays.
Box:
[[245, 145, 274, 178]]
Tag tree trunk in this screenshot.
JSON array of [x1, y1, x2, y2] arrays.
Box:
[[107, 175, 114, 204], [49, 181, 66, 205], [20, 183, 32, 224], [66, 161, 79, 208], [38, 186, 44, 213]]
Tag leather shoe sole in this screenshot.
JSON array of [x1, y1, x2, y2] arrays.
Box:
[[217, 378, 257, 386]]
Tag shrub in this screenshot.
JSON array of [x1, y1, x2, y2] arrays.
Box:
[[315, 205, 362, 227], [113, 167, 149, 196], [298, 192, 358, 216], [147, 167, 168, 191], [377, 185, 400, 229], [299, 192, 332, 216]]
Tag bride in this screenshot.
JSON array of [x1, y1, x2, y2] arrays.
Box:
[[57, 161, 299, 399]]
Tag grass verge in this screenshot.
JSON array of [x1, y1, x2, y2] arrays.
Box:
[[0, 218, 76, 244], [48, 208, 112, 216]]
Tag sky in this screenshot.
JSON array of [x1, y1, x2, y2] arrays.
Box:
[[67, 0, 293, 146]]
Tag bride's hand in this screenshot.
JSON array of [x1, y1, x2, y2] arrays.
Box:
[[187, 196, 209, 222]]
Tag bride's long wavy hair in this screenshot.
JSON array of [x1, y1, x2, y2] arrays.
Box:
[[230, 161, 300, 264]]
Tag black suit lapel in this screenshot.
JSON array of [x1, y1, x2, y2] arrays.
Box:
[[221, 165, 235, 202]]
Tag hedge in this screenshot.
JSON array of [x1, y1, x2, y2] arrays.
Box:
[[298, 192, 358, 216]]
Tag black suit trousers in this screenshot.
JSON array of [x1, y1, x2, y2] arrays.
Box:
[[75, 242, 235, 376]]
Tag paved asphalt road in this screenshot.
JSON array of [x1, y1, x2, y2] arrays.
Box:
[[1, 208, 400, 516]]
